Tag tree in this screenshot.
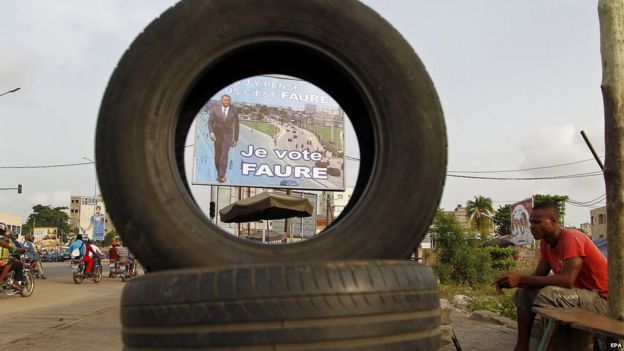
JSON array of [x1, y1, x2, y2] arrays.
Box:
[[466, 195, 494, 237], [429, 210, 492, 285], [22, 205, 71, 243], [493, 204, 512, 237], [532, 194, 569, 224], [102, 229, 119, 247], [599, 0, 624, 321]]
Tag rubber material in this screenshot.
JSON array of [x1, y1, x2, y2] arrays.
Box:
[[121, 261, 441, 349], [96, 0, 447, 270]]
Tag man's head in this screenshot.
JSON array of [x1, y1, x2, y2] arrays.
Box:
[[530, 202, 560, 241], [76, 234, 83, 241], [221, 95, 231, 108], [95, 205, 102, 214]]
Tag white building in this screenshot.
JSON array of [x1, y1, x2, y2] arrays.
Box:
[[0, 213, 22, 236]]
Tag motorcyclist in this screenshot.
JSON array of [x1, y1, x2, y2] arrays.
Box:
[[67, 234, 95, 275], [108, 241, 120, 277], [116, 242, 135, 275], [0, 225, 28, 290], [23, 234, 45, 279]]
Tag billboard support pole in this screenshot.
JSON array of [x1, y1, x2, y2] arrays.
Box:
[[284, 189, 292, 242]]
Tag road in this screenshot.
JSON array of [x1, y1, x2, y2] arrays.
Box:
[[0, 261, 124, 350]]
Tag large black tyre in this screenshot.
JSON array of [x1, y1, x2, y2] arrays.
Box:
[[121, 260, 440, 350], [96, 0, 447, 270]]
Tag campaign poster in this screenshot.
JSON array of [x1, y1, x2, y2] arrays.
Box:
[[192, 75, 346, 191], [33, 227, 60, 249], [511, 198, 534, 245], [78, 197, 107, 241]]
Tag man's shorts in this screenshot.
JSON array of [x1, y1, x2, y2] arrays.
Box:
[[513, 286, 607, 314]]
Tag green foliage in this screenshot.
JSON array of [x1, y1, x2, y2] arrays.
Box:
[[439, 283, 518, 321], [430, 210, 493, 285], [100, 230, 119, 247], [467, 290, 517, 320], [493, 204, 511, 236], [23, 204, 71, 243], [533, 194, 569, 224], [241, 120, 280, 137], [466, 195, 494, 237], [482, 246, 518, 271]]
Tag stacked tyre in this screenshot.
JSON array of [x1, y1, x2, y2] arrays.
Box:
[[97, 1, 447, 350]]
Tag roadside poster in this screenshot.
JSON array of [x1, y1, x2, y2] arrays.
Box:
[[511, 198, 534, 245], [33, 227, 60, 249], [192, 75, 347, 191]]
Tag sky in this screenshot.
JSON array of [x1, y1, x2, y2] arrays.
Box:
[[0, 1, 607, 227]]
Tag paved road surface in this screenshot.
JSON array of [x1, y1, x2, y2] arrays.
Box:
[[0, 262, 124, 349]]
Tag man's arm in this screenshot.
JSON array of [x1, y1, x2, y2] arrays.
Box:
[[232, 108, 239, 146], [208, 108, 216, 141], [532, 259, 551, 277], [518, 257, 582, 289], [495, 257, 582, 291]]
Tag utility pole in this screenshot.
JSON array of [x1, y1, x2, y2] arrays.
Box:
[[599, 0, 624, 321]]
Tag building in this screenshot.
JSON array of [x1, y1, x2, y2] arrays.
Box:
[[329, 187, 353, 219], [210, 186, 321, 240], [304, 103, 317, 114], [0, 213, 22, 236], [579, 222, 592, 238], [590, 206, 607, 239], [69, 195, 115, 239], [445, 204, 470, 230]]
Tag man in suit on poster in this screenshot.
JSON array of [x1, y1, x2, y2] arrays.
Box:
[[208, 94, 239, 183]]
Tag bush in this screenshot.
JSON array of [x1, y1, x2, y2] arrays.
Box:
[[430, 210, 494, 285], [482, 246, 519, 271], [466, 289, 517, 321]]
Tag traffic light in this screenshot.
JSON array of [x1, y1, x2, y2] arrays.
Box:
[[209, 201, 215, 219], [17, 184, 22, 194]]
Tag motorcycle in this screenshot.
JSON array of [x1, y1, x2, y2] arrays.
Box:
[[118, 258, 137, 282], [71, 257, 102, 284], [0, 256, 35, 297], [108, 259, 121, 278]]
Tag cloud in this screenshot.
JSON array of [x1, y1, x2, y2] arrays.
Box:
[[26, 190, 71, 208]]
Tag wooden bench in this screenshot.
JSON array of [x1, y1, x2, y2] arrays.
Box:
[[533, 307, 624, 351]]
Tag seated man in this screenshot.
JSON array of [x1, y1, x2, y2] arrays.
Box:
[[493, 201, 608, 351]]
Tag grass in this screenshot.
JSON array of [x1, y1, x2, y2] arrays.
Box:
[[439, 282, 518, 321], [305, 123, 344, 150], [241, 121, 280, 138]]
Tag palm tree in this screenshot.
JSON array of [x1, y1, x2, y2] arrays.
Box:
[[466, 195, 494, 237]]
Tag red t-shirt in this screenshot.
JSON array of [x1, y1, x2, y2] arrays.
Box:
[[540, 228, 608, 299]]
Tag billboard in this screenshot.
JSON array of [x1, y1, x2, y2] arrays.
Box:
[[33, 227, 61, 249], [192, 75, 346, 191], [511, 198, 534, 245], [78, 197, 107, 241]]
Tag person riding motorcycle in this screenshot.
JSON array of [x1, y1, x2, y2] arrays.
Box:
[[0, 225, 28, 290], [66, 234, 99, 276], [116, 242, 135, 276], [108, 241, 120, 277], [23, 234, 45, 279]]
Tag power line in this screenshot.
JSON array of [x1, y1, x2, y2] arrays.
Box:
[[448, 157, 603, 174], [447, 171, 603, 181], [0, 161, 93, 169]]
